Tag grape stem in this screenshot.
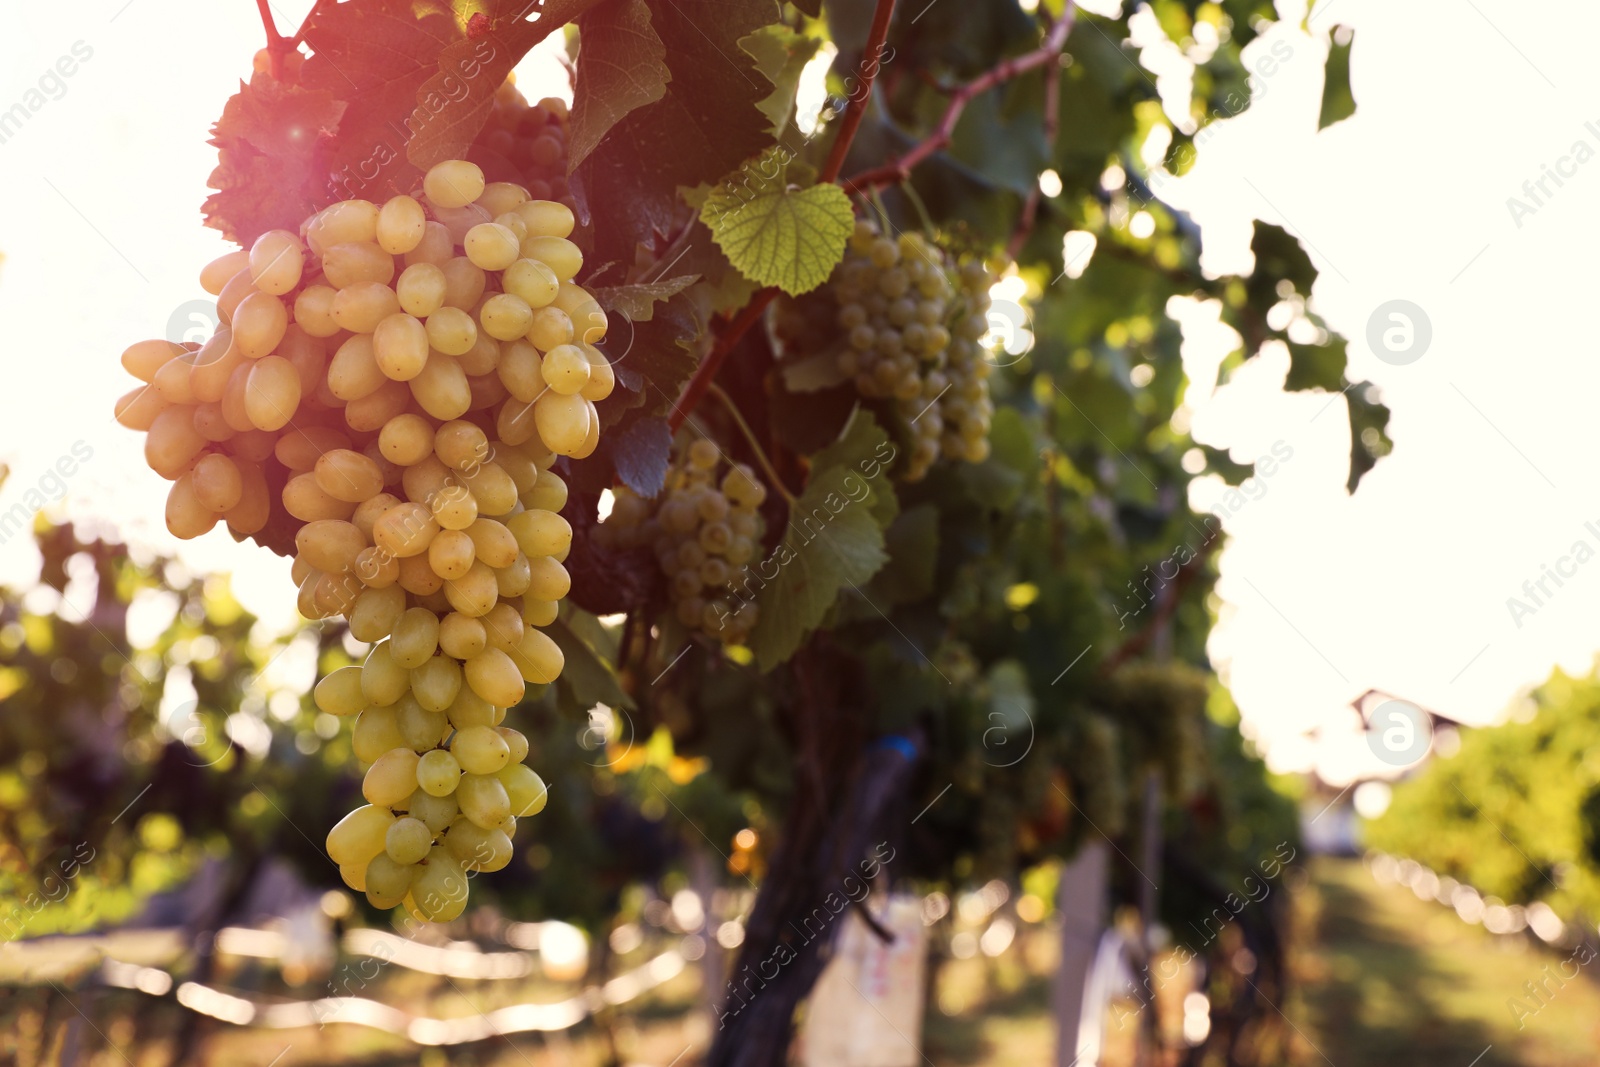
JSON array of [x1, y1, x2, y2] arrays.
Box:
[[668, 288, 777, 433], [673, 0, 898, 433], [706, 382, 798, 507], [841, 4, 1078, 195], [1007, 9, 1066, 261], [254, 0, 284, 69], [818, 0, 900, 185], [287, 0, 336, 49]]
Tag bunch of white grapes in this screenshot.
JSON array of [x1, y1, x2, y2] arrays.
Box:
[[594, 439, 766, 647], [114, 156, 615, 922], [828, 220, 997, 481]]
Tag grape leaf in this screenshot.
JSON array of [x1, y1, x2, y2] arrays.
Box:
[[407, 0, 611, 169], [813, 406, 889, 473], [202, 76, 347, 245], [811, 406, 898, 527], [699, 149, 854, 296], [1318, 26, 1356, 130], [589, 275, 700, 322], [547, 611, 633, 710], [299, 1, 458, 204], [570, 0, 777, 268], [614, 290, 705, 413], [739, 24, 822, 138], [751, 463, 891, 671], [866, 504, 939, 606], [607, 416, 673, 497], [1346, 380, 1390, 493], [568, 0, 671, 173]]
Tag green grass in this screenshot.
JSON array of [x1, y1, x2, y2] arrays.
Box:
[[1290, 856, 1600, 1067]]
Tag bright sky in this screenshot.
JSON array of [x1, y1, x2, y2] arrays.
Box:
[[1, 0, 1592, 783]]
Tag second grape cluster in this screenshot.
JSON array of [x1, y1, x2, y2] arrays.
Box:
[[777, 219, 1000, 481], [595, 439, 767, 647]]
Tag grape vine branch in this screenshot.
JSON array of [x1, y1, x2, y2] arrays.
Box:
[[817, 0, 900, 186], [841, 4, 1078, 195], [673, 1, 1076, 438], [670, 0, 899, 436]]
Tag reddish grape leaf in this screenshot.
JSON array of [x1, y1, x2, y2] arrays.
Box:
[[202, 76, 347, 245], [407, 0, 611, 169], [567, 0, 670, 173], [300, 0, 459, 204]]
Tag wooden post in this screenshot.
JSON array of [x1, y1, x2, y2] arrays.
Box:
[[1135, 769, 1163, 1066], [691, 844, 726, 1033], [1054, 839, 1109, 1067]]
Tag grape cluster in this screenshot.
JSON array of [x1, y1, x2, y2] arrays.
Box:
[[595, 439, 767, 647], [788, 220, 998, 481], [476, 81, 576, 213], [115, 156, 615, 922]]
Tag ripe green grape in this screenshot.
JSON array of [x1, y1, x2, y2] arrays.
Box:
[[385, 816, 435, 865], [363, 747, 422, 807], [452, 724, 511, 775], [363, 853, 418, 909], [416, 748, 462, 797]]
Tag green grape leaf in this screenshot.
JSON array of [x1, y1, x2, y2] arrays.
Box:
[[589, 275, 700, 323], [1346, 380, 1390, 493], [811, 407, 899, 527], [1283, 335, 1348, 394], [987, 407, 1039, 480], [866, 504, 940, 606], [1200, 445, 1257, 487], [699, 148, 855, 296], [1247, 221, 1318, 307], [1318, 26, 1356, 130], [547, 611, 633, 710], [739, 24, 822, 138], [598, 289, 703, 423], [750, 464, 891, 671], [568, 0, 671, 173]]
